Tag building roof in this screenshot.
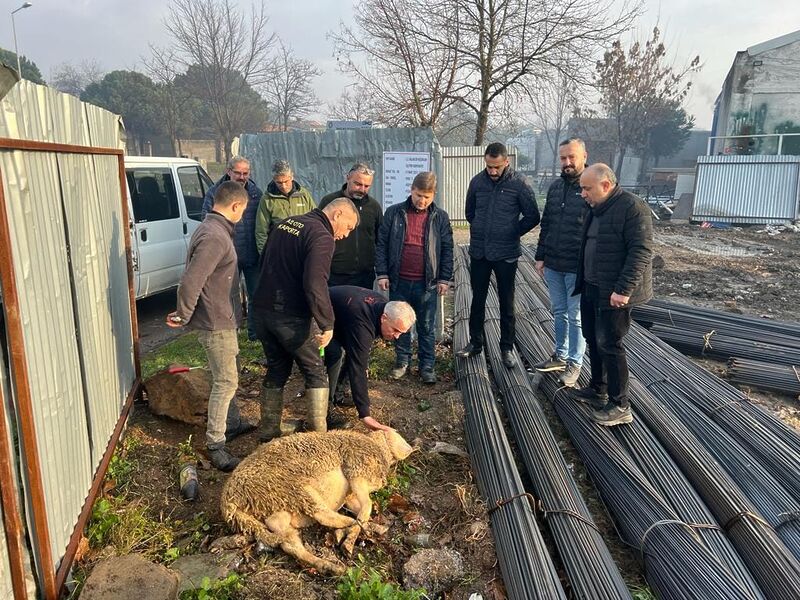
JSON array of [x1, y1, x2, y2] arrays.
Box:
[[747, 29, 800, 56]]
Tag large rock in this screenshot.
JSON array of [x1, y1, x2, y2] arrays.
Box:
[[171, 552, 239, 593], [145, 369, 211, 425], [403, 548, 465, 595], [80, 554, 179, 600]]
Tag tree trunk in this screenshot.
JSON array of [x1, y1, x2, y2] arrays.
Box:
[[473, 102, 490, 147], [615, 146, 627, 178]]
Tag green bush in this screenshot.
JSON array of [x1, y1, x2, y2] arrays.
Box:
[[337, 563, 426, 600]]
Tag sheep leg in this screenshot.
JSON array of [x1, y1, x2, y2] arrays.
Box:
[[341, 479, 373, 556], [304, 487, 359, 530], [265, 511, 346, 576]]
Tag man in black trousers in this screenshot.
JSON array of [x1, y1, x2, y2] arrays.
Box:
[[456, 142, 540, 367], [573, 163, 653, 426]]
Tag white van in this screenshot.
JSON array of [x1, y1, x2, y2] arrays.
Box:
[[124, 156, 216, 299]]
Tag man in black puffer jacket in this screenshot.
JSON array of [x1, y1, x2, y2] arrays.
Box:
[[573, 163, 653, 426], [456, 142, 540, 368], [534, 138, 590, 387]]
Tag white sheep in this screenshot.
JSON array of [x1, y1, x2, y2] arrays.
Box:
[[220, 429, 414, 575]]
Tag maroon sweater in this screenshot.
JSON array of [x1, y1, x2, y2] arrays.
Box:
[[399, 207, 428, 280]]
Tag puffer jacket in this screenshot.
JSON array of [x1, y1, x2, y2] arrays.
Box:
[[255, 180, 316, 253], [465, 167, 540, 261], [201, 175, 263, 268], [375, 197, 454, 291], [574, 187, 654, 309], [534, 172, 589, 273]]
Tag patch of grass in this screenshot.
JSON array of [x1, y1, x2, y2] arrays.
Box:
[[338, 558, 426, 600], [86, 495, 174, 559], [367, 339, 396, 380], [371, 462, 418, 511], [106, 448, 136, 490], [631, 586, 657, 600], [180, 573, 244, 600], [142, 330, 263, 378]]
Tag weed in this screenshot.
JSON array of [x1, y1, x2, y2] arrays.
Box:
[[163, 547, 181, 563], [87, 497, 120, 548], [177, 435, 197, 462], [367, 340, 396, 380], [180, 574, 243, 600], [371, 463, 418, 511], [631, 585, 657, 600], [337, 559, 426, 600], [417, 398, 432, 412], [106, 450, 135, 490], [85, 495, 174, 558]]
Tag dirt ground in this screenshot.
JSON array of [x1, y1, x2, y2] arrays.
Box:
[[77, 221, 799, 599]]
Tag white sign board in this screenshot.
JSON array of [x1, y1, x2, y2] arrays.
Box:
[[382, 151, 431, 209]]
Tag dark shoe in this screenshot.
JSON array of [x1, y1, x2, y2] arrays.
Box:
[[592, 403, 633, 427], [208, 447, 240, 472], [390, 364, 408, 380], [420, 369, 437, 384], [327, 408, 353, 430], [455, 343, 482, 358], [501, 350, 517, 369], [332, 393, 355, 408], [534, 354, 567, 372], [558, 362, 581, 388], [573, 386, 608, 410], [225, 420, 257, 442]]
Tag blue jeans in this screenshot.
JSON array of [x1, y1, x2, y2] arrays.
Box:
[[241, 263, 260, 341], [543, 267, 585, 365], [391, 279, 438, 372]]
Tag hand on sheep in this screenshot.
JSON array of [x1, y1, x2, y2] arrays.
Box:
[[361, 416, 392, 432]]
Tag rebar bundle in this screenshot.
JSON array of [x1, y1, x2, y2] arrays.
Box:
[[452, 254, 566, 600], [477, 281, 631, 598], [728, 357, 800, 396]]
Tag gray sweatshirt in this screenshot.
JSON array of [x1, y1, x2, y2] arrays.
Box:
[[175, 212, 238, 330]]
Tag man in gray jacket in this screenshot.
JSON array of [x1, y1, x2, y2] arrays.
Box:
[[167, 181, 250, 472]]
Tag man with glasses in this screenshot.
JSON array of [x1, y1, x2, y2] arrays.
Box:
[[319, 162, 383, 289], [202, 155, 263, 343]]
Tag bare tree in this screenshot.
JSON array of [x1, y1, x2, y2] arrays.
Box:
[[527, 70, 580, 175], [331, 0, 461, 129], [163, 0, 276, 159], [333, 0, 641, 146], [326, 89, 376, 122], [262, 41, 322, 131], [596, 27, 700, 173], [50, 60, 104, 97]]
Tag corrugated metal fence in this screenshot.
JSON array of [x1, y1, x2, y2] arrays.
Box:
[[439, 146, 517, 222], [0, 72, 138, 598], [237, 127, 443, 208], [693, 155, 800, 224]]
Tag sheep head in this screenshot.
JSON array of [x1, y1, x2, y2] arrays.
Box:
[[369, 429, 414, 463]]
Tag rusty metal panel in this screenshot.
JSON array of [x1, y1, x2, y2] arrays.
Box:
[[238, 127, 443, 208], [0, 149, 93, 572], [693, 155, 800, 224], [440, 146, 517, 223]]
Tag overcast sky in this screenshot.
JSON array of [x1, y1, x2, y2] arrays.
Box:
[[3, 0, 799, 130]]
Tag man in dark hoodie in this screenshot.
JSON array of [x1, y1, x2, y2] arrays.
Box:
[[251, 197, 360, 442], [167, 181, 250, 472], [255, 159, 316, 254], [533, 138, 590, 387], [319, 162, 383, 289], [573, 163, 653, 427], [456, 142, 540, 368], [201, 155, 263, 341]]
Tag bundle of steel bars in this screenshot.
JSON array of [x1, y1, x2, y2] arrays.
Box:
[[728, 357, 800, 396], [514, 258, 799, 599], [452, 255, 566, 599]]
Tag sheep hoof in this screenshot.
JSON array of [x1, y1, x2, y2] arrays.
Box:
[[333, 528, 347, 545], [342, 533, 359, 556], [363, 522, 389, 536]]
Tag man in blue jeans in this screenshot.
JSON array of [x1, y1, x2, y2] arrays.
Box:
[[376, 171, 454, 384], [533, 138, 590, 387]]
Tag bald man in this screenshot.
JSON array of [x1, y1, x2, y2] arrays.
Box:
[[572, 163, 653, 426]]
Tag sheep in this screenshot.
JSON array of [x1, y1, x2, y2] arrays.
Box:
[[220, 429, 414, 575]]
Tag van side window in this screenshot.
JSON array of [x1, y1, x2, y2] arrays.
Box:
[[178, 166, 211, 222], [127, 169, 180, 223]]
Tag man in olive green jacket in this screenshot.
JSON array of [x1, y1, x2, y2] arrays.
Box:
[[255, 159, 316, 254]]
